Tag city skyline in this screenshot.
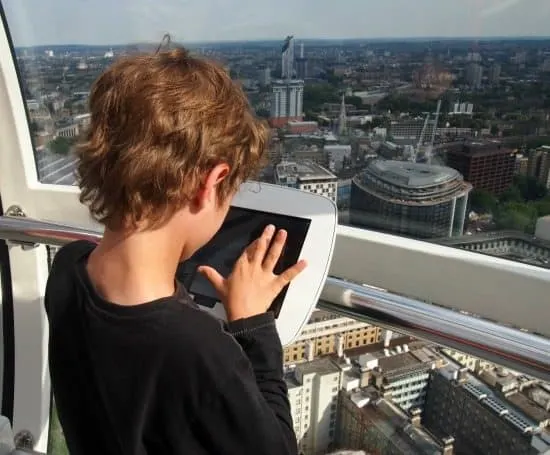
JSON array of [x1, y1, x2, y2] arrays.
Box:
[[3, 0, 550, 47]]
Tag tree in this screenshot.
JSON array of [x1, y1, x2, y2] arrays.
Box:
[[469, 189, 498, 214], [495, 202, 537, 233], [490, 125, 500, 136], [533, 197, 550, 218], [303, 83, 339, 112], [499, 186, 522, 203], [29, 121, 40, 134], [345, 96, 363, 109], [49, 137, 72, 155], [514, 175, 548, 201]]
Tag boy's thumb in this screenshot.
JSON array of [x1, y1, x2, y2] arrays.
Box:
[[197, 266, 225, 293]]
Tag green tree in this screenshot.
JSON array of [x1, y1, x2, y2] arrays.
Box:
[[469, 189, 498, 213], [499, 186, 523, 203], [533, 197, 550, 217], [303, 83, 339, 112], [49, 137, 72, 155], [514, 175, 548, 201], [345, 96, 363, 109], [490, 125, 499, 136], [495, 202, 537, 233]]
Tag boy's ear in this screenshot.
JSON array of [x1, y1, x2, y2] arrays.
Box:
[[195, 163, 230, 208]]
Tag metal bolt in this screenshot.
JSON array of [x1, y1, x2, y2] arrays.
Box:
[[14, 429, 34, 449]]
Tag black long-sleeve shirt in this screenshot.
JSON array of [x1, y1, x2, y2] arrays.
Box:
[[44, 240, 297, 455]]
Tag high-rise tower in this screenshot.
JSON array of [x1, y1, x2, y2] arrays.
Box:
[[296, 42, 308, 80], [270, 35, 304, 128], [281, 36, 295, 79]]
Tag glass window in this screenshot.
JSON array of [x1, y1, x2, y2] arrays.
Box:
[[2, 1, 550, 455], [3, 0, 550, 270]]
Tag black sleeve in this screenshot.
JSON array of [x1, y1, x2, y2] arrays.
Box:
[[193, 312, 297, 455]]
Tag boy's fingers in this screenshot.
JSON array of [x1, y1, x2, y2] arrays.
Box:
[[253, 225, 275, 263], [197, 266, 226, 295], [274, 259, 307, 289], [263, 229, 287, 271]]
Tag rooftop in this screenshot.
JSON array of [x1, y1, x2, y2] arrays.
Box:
[[507, 389, 550, 425], [455, 139, 515, 156], [347, 387, 447, 453], [367, 160, 460, 189], [295, 357, 341, 376], [435, 231, 550, 269], [438, 358, 547, 438], [275, 161, 336, 182]]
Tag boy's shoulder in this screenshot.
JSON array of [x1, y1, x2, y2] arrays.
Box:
[[50, 240, 96, 271]]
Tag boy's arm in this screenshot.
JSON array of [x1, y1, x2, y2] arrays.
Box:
[[192, 312, 297, 455]]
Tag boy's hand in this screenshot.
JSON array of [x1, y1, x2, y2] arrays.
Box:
[[198, 225, 307, 322]]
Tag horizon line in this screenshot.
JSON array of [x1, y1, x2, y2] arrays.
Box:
[[14, 35, 550, 49]]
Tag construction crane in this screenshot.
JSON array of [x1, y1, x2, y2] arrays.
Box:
[[411, 113, 430, 163], [411, 98, 441, 164], [425, 99, 442, 165]]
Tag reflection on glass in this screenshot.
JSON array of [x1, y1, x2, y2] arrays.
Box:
[[3, 1, 550, 454]]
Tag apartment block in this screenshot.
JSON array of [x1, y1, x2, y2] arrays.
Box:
[[283, 310, 381, 365], [286, 358, 342, 455]]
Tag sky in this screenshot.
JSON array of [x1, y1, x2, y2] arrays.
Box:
[[2, 0, 550, 47]]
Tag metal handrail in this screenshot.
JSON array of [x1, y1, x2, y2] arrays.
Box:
[[1, 214, 549, 381]]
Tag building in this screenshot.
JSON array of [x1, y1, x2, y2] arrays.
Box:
[[338, 94, 348, 137], [337, 178, 352, 208], [441, 348, 493, 374], [324, 144, 352, 173], [282, 144, 325, 167], [338, 388, 454, 454], [285, 358, 342, 455], [286, 121, 318, 135], [270, 79, 305, 128], [536, 216, 550, 242], [73, 113, 91, 128], [390, 119, 436, 141], [55, 123, 79, 138], [435, 231, 550, 269], [296, 57, 308, 80], [358, 345, 444, 411], [281, 35, 295, 79], [296, 42, 308, 79], [423, 363, 550, 454], [466, 63, 483, 89], [528, 146, 550, 189], [489, 63, 502, 85], [516, 153, 530, 176], [283, 310, 381, 365], [445, 140, 516, 195], [350, 160, 472, 239], [275, 161, 337, 203], [450, 103, 474, 115], [257, 67, 271, 86]]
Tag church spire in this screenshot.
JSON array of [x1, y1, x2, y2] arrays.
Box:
[[338, 93, 347, 136]]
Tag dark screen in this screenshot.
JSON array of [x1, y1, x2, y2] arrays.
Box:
[[176, 207, 311, 318]]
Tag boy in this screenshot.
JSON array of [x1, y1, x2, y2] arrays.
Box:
[[45, 47, 306, 455]]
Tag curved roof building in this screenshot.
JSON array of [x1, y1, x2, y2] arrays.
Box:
[[350, 160, 472, 239]]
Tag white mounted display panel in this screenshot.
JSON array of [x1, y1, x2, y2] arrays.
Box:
[[178, 181, 338, 346]]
